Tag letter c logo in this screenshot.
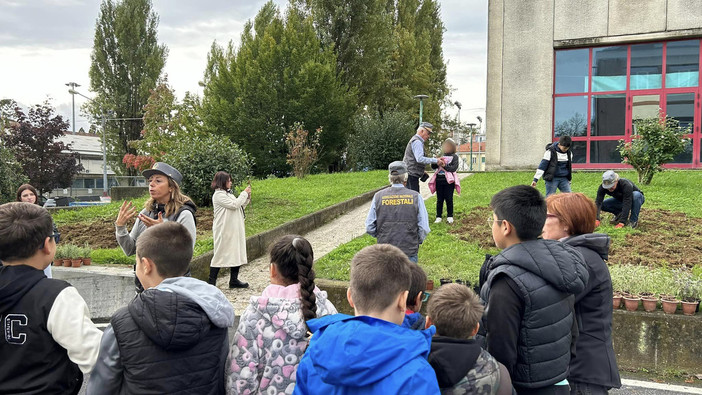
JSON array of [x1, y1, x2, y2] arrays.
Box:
[[4, 314, 28, 345]]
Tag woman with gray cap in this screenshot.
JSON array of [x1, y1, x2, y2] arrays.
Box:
[[115, 162, 197, 292]]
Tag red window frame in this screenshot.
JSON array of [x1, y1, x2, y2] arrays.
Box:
[[553, 39, 702, 169]]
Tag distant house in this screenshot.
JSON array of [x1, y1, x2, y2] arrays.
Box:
[[51, 133, 118, 199], [457, 140, 486, 172]]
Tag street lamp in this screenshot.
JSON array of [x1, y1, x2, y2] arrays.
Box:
[[67, 88, 108, 197], [65, 82, 80, 134], [413, 94, 429, 124], [467, 122, 477, 171]]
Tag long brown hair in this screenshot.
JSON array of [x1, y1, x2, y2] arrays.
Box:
[[144, 178, 194, 218], [270, 235, 317, 327], [16, 184, 39, 205], [546, 193, 597, 236]]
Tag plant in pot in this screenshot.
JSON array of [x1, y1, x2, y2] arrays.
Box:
[[678, 278, 700, 316], [57, 244, 74, 267], [609, 266, 626, 310], [620, 268, 641, 312], [637, 274, 659, 312], [64, 244, 82, 267], [53, 245, 65, 267], [80, 244, 92, 266]]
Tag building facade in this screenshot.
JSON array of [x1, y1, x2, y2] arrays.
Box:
[[457, 141, 487, 171], [486, 0, 702, 170]]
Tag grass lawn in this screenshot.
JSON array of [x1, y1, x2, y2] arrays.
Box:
[[315, 170, 702, 295], [54, 171, 388, 265]]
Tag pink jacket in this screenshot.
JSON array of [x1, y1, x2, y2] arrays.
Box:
[[428, 156, 461, 195]]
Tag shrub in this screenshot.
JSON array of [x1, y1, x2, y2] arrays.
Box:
[[286, 122, 321, 179], [91, 248, 135, 265], [163, 134, 251, 207], [618, 112, 690, 185], [346, 111, 416, 171]]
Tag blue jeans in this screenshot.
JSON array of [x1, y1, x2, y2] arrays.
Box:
[[602, 191, 645, 223], [545, 177, 571, 196], [408, 255, 418, 263]]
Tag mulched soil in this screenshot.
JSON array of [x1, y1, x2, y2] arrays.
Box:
[[450, 206, 702, 268], [60, 208, 215, 249]]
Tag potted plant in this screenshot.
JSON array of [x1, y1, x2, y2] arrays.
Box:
[[678, 278, 700, 316], [637, 275, 659, 312], [81, 245, 92, 266], [53, 246, 65, 267], [660, 294, 679, 314], [619, 268, 641, 312], [612, 291, 623, 310], [62, 244, 82, 267], [62, 244, 74, 267]]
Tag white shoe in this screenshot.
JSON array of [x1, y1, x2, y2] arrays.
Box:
[[434, 218, 442, 224], [447, 217, 454, 224]]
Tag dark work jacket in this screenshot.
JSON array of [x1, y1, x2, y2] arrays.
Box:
[[479, 239, 588, 390], [110, 287, 228, 394], [403, 134, 428, 177], [564, 234, 621, 389], [0, 265, 82, 395], [595, 178, 642, 223], [373, 186, 421, 256], [544, 143, 572, 181]]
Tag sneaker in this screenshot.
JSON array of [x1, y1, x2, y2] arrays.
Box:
[[434, 218, 442, 224], [629, 221, 638, 229], [229, 279, 249, 289], [447, 217, 454, 224]]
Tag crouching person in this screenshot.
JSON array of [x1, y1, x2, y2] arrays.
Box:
[[426, 283, 512, 395], [88, 222, 235, 395]]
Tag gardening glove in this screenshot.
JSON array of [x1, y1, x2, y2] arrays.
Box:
[[614, 223, 625, 229], [595, 220, 601, 227]]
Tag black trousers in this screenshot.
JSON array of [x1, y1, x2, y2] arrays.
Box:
[[407, 175, 420, 192], [517, 385, 571, 395], [435, 174, 454, 218], [208, 266, 240, 286]]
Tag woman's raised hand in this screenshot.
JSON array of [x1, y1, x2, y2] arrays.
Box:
[[138, 212, 163, 228], [115, 201, 137, 227]]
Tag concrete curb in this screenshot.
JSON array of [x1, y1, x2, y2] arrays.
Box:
[[189, 186, 387, 280]]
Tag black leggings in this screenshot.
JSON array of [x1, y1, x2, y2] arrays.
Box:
[[435, 174, 455, 218]]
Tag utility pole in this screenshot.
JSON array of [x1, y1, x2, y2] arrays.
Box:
[[65, 82, 80, 134], [413, 94, 429, 124], [453, 101, 462, 141], [467, 122, 476, 171]]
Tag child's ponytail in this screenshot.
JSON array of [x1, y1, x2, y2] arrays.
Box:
[[269, 235, 317, 327]]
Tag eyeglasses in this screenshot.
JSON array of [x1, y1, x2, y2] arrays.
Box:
[[421, 291, 431, 303], [39, 231, 60, 249], [487, 216, 505, 225]]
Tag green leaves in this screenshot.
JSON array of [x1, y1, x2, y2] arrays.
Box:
[[347, 111, 416, 170]]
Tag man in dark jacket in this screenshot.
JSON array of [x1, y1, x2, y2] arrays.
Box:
[[88, 222, 235, 395], [480, 186, 589, 394], [403, 122, 445, 192], [595, 170, 645, 229], [531, 135, 573, 196]]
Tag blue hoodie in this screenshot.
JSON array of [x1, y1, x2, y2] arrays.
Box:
[[294, 314, 440, 394]]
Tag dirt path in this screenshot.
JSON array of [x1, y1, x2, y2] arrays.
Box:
[[221, 173, 472, 314]]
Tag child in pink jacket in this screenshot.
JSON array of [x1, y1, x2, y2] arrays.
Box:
[[228, 235, 337, 395]]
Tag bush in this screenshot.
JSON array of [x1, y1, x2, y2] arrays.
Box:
[[163, 134, 251, 207], [347, 111, 415, 171], [618, 113, 690, 185], [0, 141, 27, 204], [286, 123, 321, 179], [91, 248, 135, 265]]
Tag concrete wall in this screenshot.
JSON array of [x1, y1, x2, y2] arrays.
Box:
[[486, 0, 702, 170], [53, 268, 134, 322]]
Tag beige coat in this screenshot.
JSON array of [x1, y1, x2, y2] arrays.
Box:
[[211, 189, 250, 268]]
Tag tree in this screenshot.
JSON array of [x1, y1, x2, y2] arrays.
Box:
[[202, 2, 354, 176], [346, 111, 415, 170], [89, 0, 167, 174], [286, 123, 321, 178], [3, 102, 83, 196], [618, 112, 690, 185], [0, 141, 27, 203]]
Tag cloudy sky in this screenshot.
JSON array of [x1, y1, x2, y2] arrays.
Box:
[[0, 0, 487, 131]]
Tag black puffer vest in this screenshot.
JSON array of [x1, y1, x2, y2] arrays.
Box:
[[543, 143, 572, 182], [480, 239, 588, 389], [110, 288, 228, 394]]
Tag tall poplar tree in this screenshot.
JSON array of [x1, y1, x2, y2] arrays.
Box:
[[89, 0, 167, 174]]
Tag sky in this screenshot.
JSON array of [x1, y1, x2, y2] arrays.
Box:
[[0, 0, 487, 132]]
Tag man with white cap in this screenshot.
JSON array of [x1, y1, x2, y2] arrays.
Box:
[[595, 170, 645, 229], [365, 161, 430, 263], [403, 122, 446, 192]]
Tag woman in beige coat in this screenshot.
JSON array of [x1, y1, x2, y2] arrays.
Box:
[[209, 171, 251, 288]]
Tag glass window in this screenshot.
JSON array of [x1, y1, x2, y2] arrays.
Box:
[[666, 40, 699, 88], [592, 46, 627, 92], [630, 43, 662, 90], [72, 179, 83, 189], [96, 178, 104, 189], [671, 140, 693, 164], [554, 96, 587, 137], [667, 93, 694, 131], [84, 178, 95, 189], [555, 49, 589, 94], [631, 94, 660, 134], [590, 140, 623, 163], [591, 94, 626, 136], [571, 141, 587, 164]]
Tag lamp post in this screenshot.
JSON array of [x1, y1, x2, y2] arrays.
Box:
[[453, 101, 462, 142], [467, 122, 476, 171], [68, 89, 108, 197], [413, 94, 429, 124], [65, 82, 80, 134]]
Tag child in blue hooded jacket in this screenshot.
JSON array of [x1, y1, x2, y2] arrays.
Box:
[[294, 244, 440, 394]]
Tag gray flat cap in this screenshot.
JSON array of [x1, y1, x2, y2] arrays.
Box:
[[602, 170, 619, 189], [420, 122, 434, 133], [142, 162, 183, 185], [388, 161, 408, 176]]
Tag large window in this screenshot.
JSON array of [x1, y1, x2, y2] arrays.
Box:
[[554, 39, 702, 168]]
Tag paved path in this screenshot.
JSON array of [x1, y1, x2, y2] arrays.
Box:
[[612, 379, 702, 394]]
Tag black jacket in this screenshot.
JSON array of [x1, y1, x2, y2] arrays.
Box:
[[479, 239, 589, 390], [595, 178, 642, 223], [0, 265, 82, 395], [565, 234, 621, 389], [109, 285, 229, 394], [544, 143, 572, 181]]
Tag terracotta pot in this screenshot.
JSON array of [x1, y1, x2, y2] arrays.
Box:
[[426, 280, 434, 291], [622, 297, 640, 312], [661, 299, 679, 314], [62, 259, 72, 267], [71, 259, 82, 267], [612, 295, 623, 310], [82, 258, 92, 266], [641, 297, 658, 312], [681, 301, 699, 316]]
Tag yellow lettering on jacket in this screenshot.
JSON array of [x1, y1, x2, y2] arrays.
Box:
[[380, 194, 415, 206]]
